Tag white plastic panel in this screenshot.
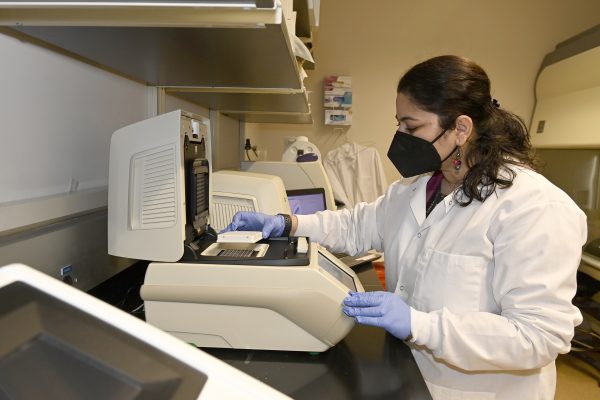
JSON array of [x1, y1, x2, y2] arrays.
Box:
[[210, 170, 291, 231], [212, 194, 257, 232], [531, 46, 600, 148], [108, 110, 187, 262], [0, 263, 290, 399], [130, 144, 177, 230]]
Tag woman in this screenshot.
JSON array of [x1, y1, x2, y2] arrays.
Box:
[[223, 55, 586, 399]]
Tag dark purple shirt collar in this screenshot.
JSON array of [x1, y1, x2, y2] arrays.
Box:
[[425, 170, 444, 207]]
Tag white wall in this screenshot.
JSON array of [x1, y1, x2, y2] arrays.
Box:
[[0, 29, 227, 232], [0, 30, 148, 205], [246, 0, 600, 184], [0, 30, 137, 284]]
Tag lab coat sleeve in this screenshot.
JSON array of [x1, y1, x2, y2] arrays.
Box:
[[294, 196, 386, 255], [410, 199, 586, 371]]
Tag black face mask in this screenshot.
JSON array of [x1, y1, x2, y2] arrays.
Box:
[[387, 129, 452, 178]]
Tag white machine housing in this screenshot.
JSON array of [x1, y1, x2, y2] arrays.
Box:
[[210, 170, 291, 231], [108, 110, 211, 262], [141, 243, 364, 352], [0, 264, 289, 400], [108, 112, 362, 352], [241, 161, 336, 211], [531, 25, 600, 148]]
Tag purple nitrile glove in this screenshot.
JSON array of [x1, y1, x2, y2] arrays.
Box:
[[220, 211, 285, 239], [342, 291, 412, 340]]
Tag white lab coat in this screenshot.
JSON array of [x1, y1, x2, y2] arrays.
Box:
[[295, 165, 586, 400], [323, 142, 388, 208]]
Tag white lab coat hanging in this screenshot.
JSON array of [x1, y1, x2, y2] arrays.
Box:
[[323, 142, 388, 208]]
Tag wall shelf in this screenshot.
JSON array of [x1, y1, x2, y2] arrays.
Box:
[[0, 0, 313, 123], [225, 111, 313, 124]]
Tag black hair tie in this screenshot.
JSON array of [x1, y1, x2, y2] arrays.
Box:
[[492, 98, 500, 108]]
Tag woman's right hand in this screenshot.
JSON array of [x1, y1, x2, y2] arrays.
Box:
[[220, 211, 285, 239]]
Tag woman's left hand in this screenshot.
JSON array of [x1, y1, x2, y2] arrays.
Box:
[[343, 291, 412, 340]]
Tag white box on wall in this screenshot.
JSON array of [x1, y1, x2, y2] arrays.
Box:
[[325, 109, 353, 125], [324, 75, 352, 125]]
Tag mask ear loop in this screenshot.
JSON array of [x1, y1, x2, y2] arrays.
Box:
[[430, 129, 457, 164], [429, 129, 447, 145], [441, 146, 458, 163]]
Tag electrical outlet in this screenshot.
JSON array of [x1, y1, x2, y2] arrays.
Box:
[[536, 120, 545, 134], [68, 178, 79, 193], [60, 264, 77, 285], [60, 264, 72, 276]]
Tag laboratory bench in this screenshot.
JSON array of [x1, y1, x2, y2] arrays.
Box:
[[89, 261, 432, 400]]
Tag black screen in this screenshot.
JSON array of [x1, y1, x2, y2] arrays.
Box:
[[286, 188, 327, 215]]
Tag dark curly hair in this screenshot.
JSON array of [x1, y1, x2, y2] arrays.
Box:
[[397, 55, 539, 205]]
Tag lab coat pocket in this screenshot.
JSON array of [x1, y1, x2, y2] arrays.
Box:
[[413, 249, 487, 314]]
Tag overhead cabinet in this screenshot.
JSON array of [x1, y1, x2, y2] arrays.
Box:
[[0, 0, 313, 123]]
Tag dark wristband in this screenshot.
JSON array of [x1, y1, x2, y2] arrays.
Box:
[[278, 213, 292, 237]]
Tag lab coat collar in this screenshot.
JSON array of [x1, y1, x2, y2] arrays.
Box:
[[441, 189, 459, 212], [410, 174, 460, 226], [409, 175, 431, 226], [408, 161, 521, 225]]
